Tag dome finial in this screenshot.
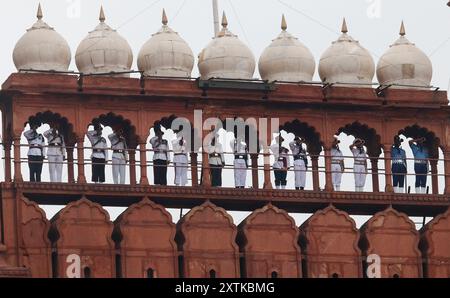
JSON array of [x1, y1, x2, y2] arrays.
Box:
[[222, 11, 228, 28], [37, 3, 43, 20], [162, 8, 168, 25], [399, 20, 406, 36], [281, 14, 287, 31], [341, 18, 348, 34], [99, 6, 105, 22]]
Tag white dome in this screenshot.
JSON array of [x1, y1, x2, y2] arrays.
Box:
[[198, 12, 255, 80], [377, 22, 432, 88], [137, 9, 194, 78], [259, 15, 315, 82], [13, 4, 71, 72], [75, 7, 133, 76], [319, 19, 375, 85]]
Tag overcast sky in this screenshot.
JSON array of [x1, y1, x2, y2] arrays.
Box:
[[0, 0, 444, 227]]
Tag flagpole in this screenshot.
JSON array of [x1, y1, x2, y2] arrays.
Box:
[[212, 0, 220, 37]]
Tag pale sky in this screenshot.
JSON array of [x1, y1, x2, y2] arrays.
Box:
[[1, 0, 444, 227]]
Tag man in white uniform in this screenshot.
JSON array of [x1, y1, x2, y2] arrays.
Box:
[[172, 130, 189, 186], [44, 125, 65, 183], [331, 137, 344, 191], [289, 136, 307, 190], [87, 124, 108, 183], [231, 135, 248, 188], [349, 138, 368, 192], [24, 123, 46, 182], [207, 135, 225, 187], [270, 136, 290, 189], [150, 128, 170, 185], [108, 129, 128, 184]]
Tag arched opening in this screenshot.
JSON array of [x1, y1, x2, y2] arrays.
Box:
[[147, 268, 155, 278], [392, 273, 400, 278], [397, 125, 442, 194], [271, 271, 279, 278], [21, 111, 76, 183], [83, 266, 91, 278], [336, 122, 382, 192], [209, 269, 217, 278], [331, 273, 340, 278], [278, 119, 323, 191]]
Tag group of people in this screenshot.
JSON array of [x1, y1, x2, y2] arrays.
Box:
[[24, 123, 431, 193]]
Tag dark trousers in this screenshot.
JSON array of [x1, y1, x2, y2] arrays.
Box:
[[153, 159, 168, 185], [28, 155, 43, 182], [414, 163, 428, 188], [392, 164, 407, 187], [92, 157, 106, 183], [210, 165, 223, 187], [274, 169, 287, 186]]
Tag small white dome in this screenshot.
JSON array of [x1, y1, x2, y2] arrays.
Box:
[[259, 15, 315, 82], [319, 19, 375, 85], [377, 22, 432, 88], [75, 7, 133, 76], [137, 9, 194, 77], [198, 12, 255, 80], [13, 4, 71, 72]]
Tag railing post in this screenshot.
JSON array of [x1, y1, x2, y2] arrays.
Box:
[[76, 137, 86, 184], [370, 158, 380, 193], [190, 152, 199, 186], [311, 155, 320, 191], [129, 149, 137, 186], [430, 159, 439, 195], [66, 147, 75, 183], [251, 153, 259, 189], [4, 140, 12, 183], [139, 142, 149, 185], [324, 147, 333, 191], [383, 146, 393, 193], [263, 146, 272, 190], [13, 135, 23, 183]]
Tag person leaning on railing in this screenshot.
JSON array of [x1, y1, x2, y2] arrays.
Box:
[[409, 137, 429, 194], [24, 123, 46, 182]]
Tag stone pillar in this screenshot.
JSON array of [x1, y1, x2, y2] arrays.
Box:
[[251, 153, 259, 189], [383, 146, 393, 193], [370, 158, 380, 193], [66, 147, 75, 184], [13, 135, 22, 182], [128, 149, 136, 186], [324, 147, 333, 191], [201, 150, 211, 187], [263, 146, 272, 190], [444, 150, 450, 195], [3, 141, 12, 183], [430, 159, 439, 195], [190, 152, 199, 186], [139, 142, 149, 185], [76, 137, 86, 183], [311, 155, 320, 191]]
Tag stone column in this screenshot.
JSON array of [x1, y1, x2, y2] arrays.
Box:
[[324, 147, 333, 191], [129, 149, 136, 186], [13, 135, 23, 182], [3, 140, 12, 183], [76, 137, 86, 184], [430, 158, 438, 195], [383, 146, 393, 193], [139, 142, 149, 185], [444, 150, 450, 195], [370, 158, 380, 193], [201, 149, 211, 187], [311, 155, 320, 191], [66, 147, 75, 183], [251, 153, 259, 189], [263, 146, 272, 190], [190, 152, 199, 186]]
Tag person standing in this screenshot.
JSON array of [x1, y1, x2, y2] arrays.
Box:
[[409, 137, 429, 194], [108, 129, 128, 184], [172, 130, 189, 186], [87, 124, 108, 184], [331, 137, 344, 191], [150, 129, 169, 186], [24, 123, 45, 182], [207, 135, 225, 187], [391, 135, 407, 193], [289, 136, 308, 190], [350, 138, 368, 192], [271, 136, 290, 189], [231, 135, 248, 188], [44, 124, 65, 183]]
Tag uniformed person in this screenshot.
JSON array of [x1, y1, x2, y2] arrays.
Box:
[[150, 128, 169, 186], [43, 124, 65, 183], [207, 135, 225, 187], [391, 135, 407, 193], [108, 129, 128, 184], [24, 123, 46, 182], [172, 130, 189, 186], [231, 135, 248, 188], [350, 138, 368, 192], [409, 137, 429, 194], [271, 136, 290, 189], [331, 137, 344, 191], [289, 136, 308, 190], [87, 124, 108, 183]]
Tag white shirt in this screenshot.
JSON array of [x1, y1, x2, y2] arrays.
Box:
[[150, 136, 169, 161], [24, 129, 46, 157], [331, 148, 344, 162], [172, 136, 189, 163], [289, 141, 307, 163], [230, 139, 248, 159], [207, 143, 225, 166], [351, 147, 367, 165], [108, 133, 128, 160], [44, 129, 66, 157], [87, 130, 109, 160], [271, 143, 291, 169]]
